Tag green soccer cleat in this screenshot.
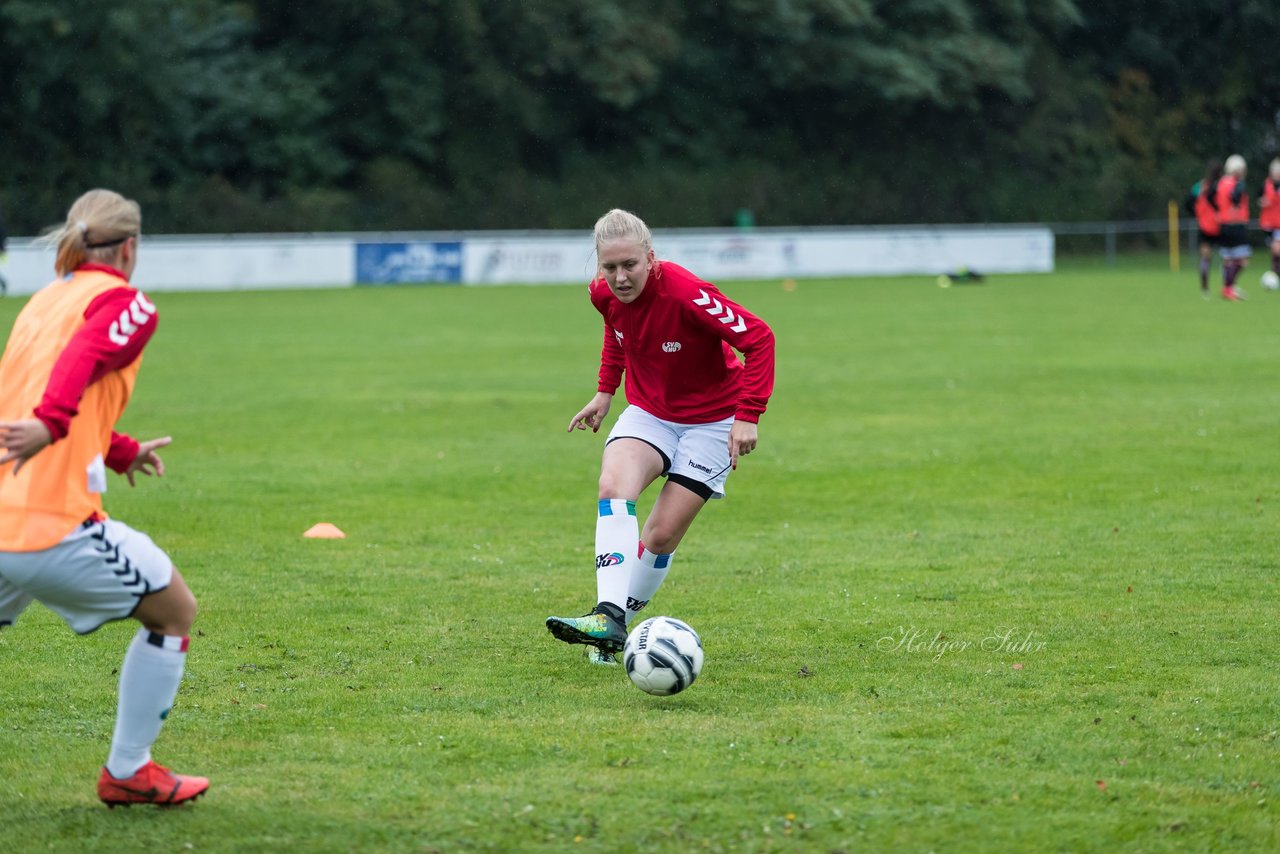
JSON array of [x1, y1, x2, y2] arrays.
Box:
[[585, 645, 619, 666], [546, 608, 627, 653]]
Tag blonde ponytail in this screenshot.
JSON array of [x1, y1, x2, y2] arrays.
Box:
[[43, 189, 141, 276]]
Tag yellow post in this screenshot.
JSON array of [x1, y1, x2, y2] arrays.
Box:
[[1168, 200, 1180, 273]]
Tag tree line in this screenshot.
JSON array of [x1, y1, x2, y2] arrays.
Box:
[[1, 0, 1275, 235]]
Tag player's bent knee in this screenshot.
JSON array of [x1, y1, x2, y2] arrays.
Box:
[[641, 521, 688, 554], [180, 588, 198, 624], [598, 474, 640, 501], [644, 533, 679, 554], [171, 588, 198, 635], [137, 580, 197, 636]]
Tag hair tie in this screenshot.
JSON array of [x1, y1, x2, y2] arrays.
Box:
[[76, 220, 88, 235]]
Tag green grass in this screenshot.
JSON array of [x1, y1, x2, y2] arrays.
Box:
[[1, 259, 1278, 851]]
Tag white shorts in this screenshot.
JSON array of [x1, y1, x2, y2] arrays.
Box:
[[607, 405, 734, 499], [1268, 229, 1280, 243], [0, 519, 173, 634], [1219, 244, 1252, 260]]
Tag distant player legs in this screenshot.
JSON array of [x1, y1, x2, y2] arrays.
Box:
[[1199, 241, 1212, 293]]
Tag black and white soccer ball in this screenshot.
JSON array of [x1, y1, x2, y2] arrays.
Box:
[[623, 616, 704, 696]]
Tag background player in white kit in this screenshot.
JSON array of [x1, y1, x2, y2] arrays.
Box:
[[0, 189, 208, 806], [546, 209, 776, 663]]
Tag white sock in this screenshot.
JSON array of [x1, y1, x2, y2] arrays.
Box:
[[105, 629, 188, 779], [627, 544, 673, 625], [595, 499, 638, 613]]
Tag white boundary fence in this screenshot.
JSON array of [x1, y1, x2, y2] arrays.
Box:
[[1, 225, 1054, 296]]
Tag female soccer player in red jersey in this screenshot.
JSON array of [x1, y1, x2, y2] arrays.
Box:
[[1258, 158, 1280, 278], [0, 189, 208, 807], [1215, 154, 1251, 301], [546, 209, 776, 664]]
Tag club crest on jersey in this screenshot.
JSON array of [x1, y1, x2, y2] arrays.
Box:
[[596, 552, 625, 568], [661, 341, 681, 352]]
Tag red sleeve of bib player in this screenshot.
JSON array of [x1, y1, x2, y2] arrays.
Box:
[[32, 274, 158, 446], [106, 432, 142, 474]]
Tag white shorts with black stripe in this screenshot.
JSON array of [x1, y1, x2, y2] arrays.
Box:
[[0, 519, 173, 634], [606, 405, 734, 499]]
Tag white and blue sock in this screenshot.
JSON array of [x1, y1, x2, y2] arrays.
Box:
[[595, 499, 638, 616], [105, 629, 188, 779], [627, 543, 674, 626]]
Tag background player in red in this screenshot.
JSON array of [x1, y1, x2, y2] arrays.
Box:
[[1184, 159, 1222, 297], [1258, 157, 1280, 279], [0, 189, 208, 807], [545, 209, 776, 663], [1215, 154, 1251, 301]]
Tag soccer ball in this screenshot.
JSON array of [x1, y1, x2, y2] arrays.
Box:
[[1262, 271, 1280, 291], [623, 616, 704, 696]]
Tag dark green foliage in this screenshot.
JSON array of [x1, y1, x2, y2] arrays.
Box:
[[0, 0, 1274, 233]]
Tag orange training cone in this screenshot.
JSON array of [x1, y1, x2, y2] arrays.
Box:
[[303, 523, 346, 539]]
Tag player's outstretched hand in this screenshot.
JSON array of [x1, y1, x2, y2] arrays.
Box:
[[126, 436, 172, 486], [728, 420, 758, 470], [0, 419, 53, 475], [568, 392, 614, 433]]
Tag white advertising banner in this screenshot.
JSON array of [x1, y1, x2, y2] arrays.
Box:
[[1, 245, 56, 297], [461, 236, 597, 285], [2, 237, 354, 296], [659, 227, 1054, 279], [463, 226, 1053, 284], [132, 237, 354, 292], [0, 225, 1052, 296]]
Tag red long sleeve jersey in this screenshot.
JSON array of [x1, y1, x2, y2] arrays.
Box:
[[33, 263, 157, 472], [590, 261, 775, 424]]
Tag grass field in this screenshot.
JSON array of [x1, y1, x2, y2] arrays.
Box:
[[1, 257, 1278, 852]]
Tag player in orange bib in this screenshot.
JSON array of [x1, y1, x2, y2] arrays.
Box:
[[0, 190, 208, 807], [1215, 154, 1251, 301], [1184, 159, 1222, 297]]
